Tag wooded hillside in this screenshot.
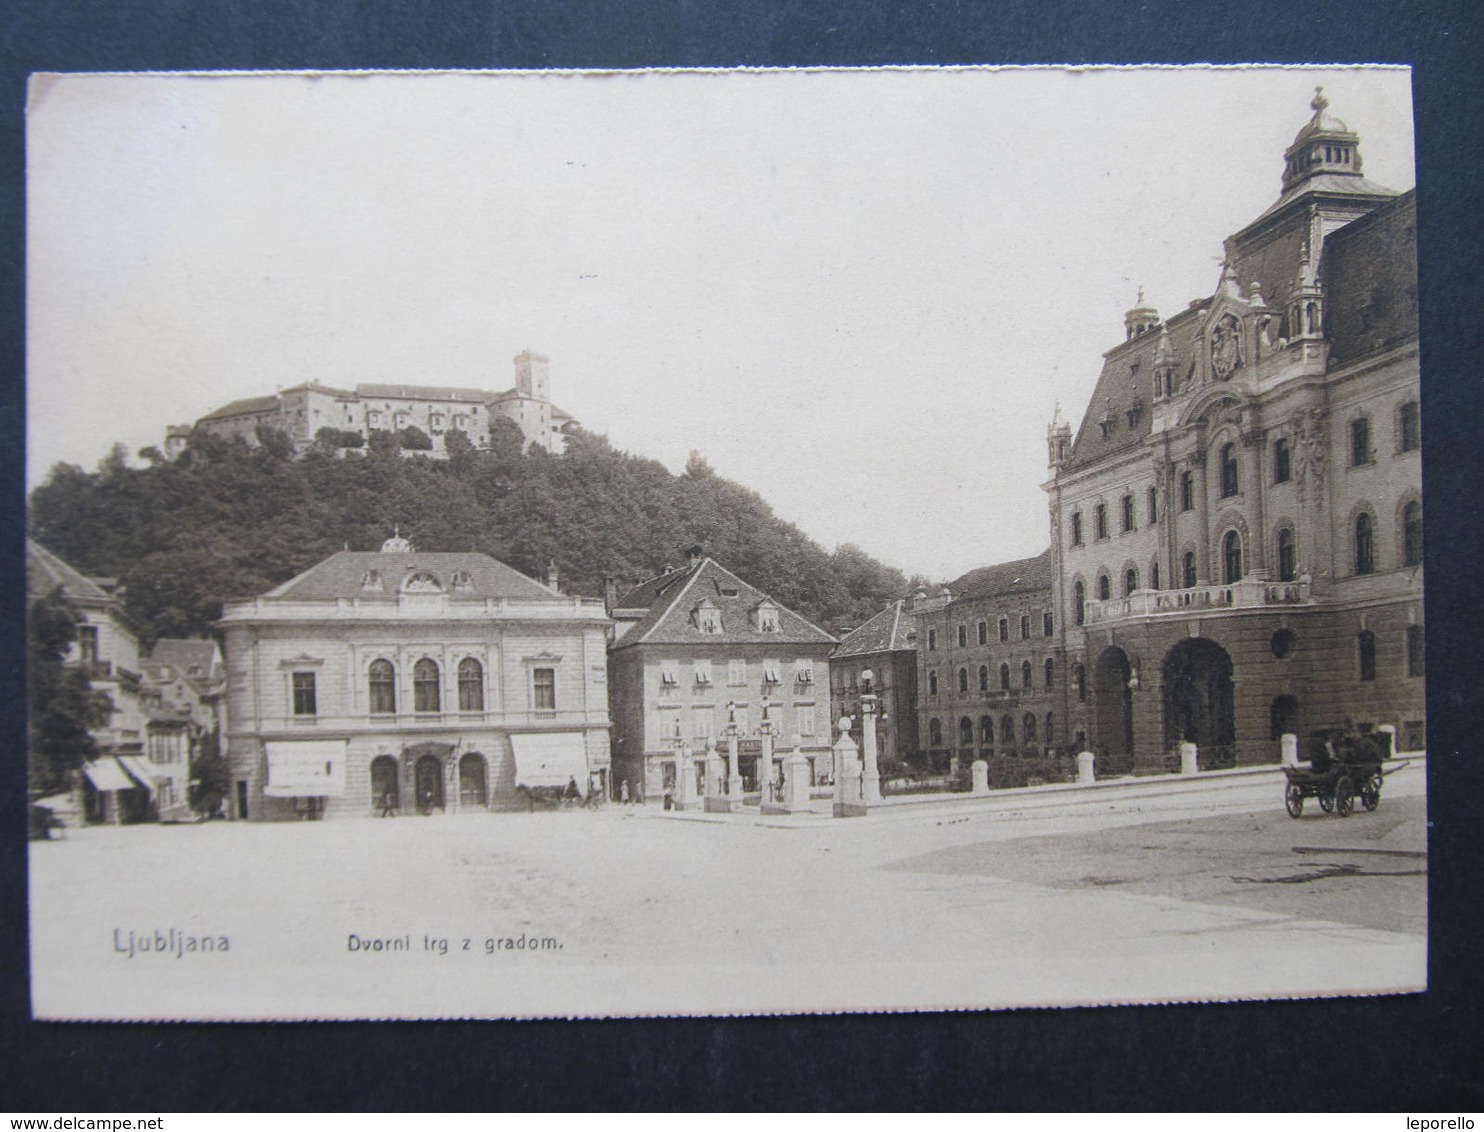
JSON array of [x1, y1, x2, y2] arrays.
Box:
[[28, 424, 915, 645]]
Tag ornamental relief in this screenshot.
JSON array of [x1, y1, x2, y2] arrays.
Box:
[[1210, 314, 1244, 381], [1294, 407, 1329, 511]]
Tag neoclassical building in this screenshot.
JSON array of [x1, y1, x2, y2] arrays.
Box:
[[1046, 91, 1422, 772], [218, 535, 612, 819]]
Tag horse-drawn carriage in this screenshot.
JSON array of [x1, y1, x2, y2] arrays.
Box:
[[1283, 729, 1388, 818]]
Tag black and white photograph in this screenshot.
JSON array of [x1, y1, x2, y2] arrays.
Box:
[[24, 64, 1425, 1022]]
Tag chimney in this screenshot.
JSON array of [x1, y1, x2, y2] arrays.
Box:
[[604, 576, 618, 612], [685, 545, 704, 567], [546, 560, 560, 593]]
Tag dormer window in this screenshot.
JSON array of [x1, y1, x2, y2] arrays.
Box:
[[402, 571, 443, 593], [754, 602, 780, 633], [450, 570, 474, 591], [361, 570, 383, 591], [693, 598, 722, 634]]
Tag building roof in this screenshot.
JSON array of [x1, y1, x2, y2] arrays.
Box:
[[356, 383, 492, 404], [1323, 189, 1418, 365], [831, 599, 917, 659], [27, 539, 112, 604], [260, 549, 558, 602], [611, 556, 836, 650], [199, 394, 281, 422], [946, 550, 1053, 602], [146, 639, 223, 681]]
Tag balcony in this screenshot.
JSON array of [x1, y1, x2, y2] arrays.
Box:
[[1083, 577, 1313, 626]]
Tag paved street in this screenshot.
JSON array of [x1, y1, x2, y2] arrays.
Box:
[[29, 761, 1426, 1020]]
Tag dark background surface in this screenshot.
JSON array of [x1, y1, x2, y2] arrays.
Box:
[[2, 0, 1481, 1112]]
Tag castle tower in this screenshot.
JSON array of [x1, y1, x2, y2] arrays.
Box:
[[1151, 323, 1177, 400], [1281, 86, 1366, 193], [513, 350, 551, 402], [1047, 402, 1072, 470], [1124, 288, 1159, 340]]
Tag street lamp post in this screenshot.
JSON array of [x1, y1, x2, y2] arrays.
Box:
[[860, 668, 882, 804], [724, 701, 743, 803], [759, 697, 776, 804]]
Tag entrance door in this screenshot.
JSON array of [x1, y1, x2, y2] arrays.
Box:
[[1163, 638, 1236, 768], [415, 754, 445, 813], [1092, 647, 1135, 774], [371, 755, 400, 814], [459, 753, 488, 809], [1270, 695, 1301, 741]]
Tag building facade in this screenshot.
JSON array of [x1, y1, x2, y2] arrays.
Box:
[[1046, 92, 1423, 773], [607, 552, 837, 800], [183, 349, 576, 458], [829, 598, 920, 770], [909, 552, 1068, 778], [217, 535, 612, 820]]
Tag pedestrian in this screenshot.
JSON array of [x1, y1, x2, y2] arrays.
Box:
[[378, 791, 395, 818], [620, 780, 630, 804]]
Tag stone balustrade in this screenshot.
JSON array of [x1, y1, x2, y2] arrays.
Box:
[[1084, 576, 1312, 625]]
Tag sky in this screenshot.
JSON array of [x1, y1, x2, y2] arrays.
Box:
[[26, 65, 1415, 581]]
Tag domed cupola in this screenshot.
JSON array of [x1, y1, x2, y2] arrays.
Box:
[[1281, 87, 1364, 193], [1124, 287, 1160, 340]]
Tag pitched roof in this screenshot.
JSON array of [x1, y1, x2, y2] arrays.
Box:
[[946, 550, 1052, 602], [356, 383, 492, 404], [831, 599, 917, 659], [611, 557, 836, 650], [199, 394, 281, 422], [261, 551, 558, 602], [146, 639, 223, 679], [1323, 190, 1418, 365], [27, 539, 112, 604]]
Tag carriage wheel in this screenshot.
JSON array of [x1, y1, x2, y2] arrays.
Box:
[[1361, 774, 1382, 812], [1285, 783, 1304, 818], [1318, 789, 1335, 814], [1334, 775, 1356, 818]]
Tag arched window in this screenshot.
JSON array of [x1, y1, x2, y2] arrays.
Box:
[[1073, 581, 1086, 626], [1043, 611, 1054, 636], [957, 667, 969, 694], [998, 617, 1009, 642], [928, 671, 939, 696], [369, 659, 396, 715], [457, 657, 484, 712], [1357, 630, 1377, 682], [1097, 573, 1111, 601], [1183, 551, 1198, 588], [957, 624, 968, 648], [1355, 513, 1376, 575], [978, 621, 988, 645], [1044, 658, 1055, 688], [977, 665, 989, 692], [959, 717, 974, 748], [1074, 665, 1086, 702], [414, 658, 441, 712], [980, 716, 994, 745], [1402, 502, 1423, 567], [1350, 416, 1372, 466], [1123, 567, 1138, 596], [1023, 713, 1037, 744], [928, 718, 943, 747], [1150, 561, 1161, 591], [1044, 713, 1054, 745], [1021, 660, 1033, 689], [1220, 443, 1239, 498], [1274, 437, 1292, 483], [1180, 470, 1195, 511], [1000, 715, 1015, 748], [1222, 531, 1243, 585], [1277, 528, 1296, 583], [999, 663, 1010, 691]]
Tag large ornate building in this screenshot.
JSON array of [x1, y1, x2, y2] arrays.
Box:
[[177, 349, 576, 458], [1045, 91, 1422, 772], [607, 551, 837, 801], [217, 535, 612, 820], [828, 598, 920, 770]]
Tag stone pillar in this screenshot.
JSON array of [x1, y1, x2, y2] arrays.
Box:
[[1377, 724, 1397, 758], [1077, 750, 1096, 784], [759, 727, 776, 804], [860, 694, 882, 803], [833, 716, 865, 818], [1180, 740, 1199, 775], [785, 748, 812, 811], [1280, 732, 1300, 767], [725, 730, 742, 802], [676, 742, 696, 811], [971, 759, 990, 795]]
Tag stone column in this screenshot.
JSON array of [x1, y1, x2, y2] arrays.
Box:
[[759, 726, 775, 805], [832, 716, 865, 818], [971, 759, 990, 795], [1180, 740, 1199, 775], [676, 740, 695, 811], [860, 693, 882, 803], [1280, 732, 1300, 767], [726, 729, 742, 802], [784, 748, 812, 811], [1077, 750, 1096, 784]]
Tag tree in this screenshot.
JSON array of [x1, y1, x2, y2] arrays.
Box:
[[190, 729, 230, 817], [398, 425, 433, 451], [684, 450, 714, 478], [28, 589, 113, 796]]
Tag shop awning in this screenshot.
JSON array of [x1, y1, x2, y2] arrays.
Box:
[[510, 732, 589, 795], [117, 756, 161, 797], [83, 757, 139, 793], [264, 740, 347, 798]]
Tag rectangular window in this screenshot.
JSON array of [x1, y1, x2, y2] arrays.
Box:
[[957, 624, 967, 648], [1019, 615, 1030, 640], [1094, 504, 1108, 540], [77, 624, 99, 664], [1180, 471, 1195, 512], [1121, 494, 1135, 533], [998, 618, 1008, 643], [1399, 401, 1420, 452], [1070, 512, 1084, 547], [728, 659, 747, 686], [977, 621, 988, 645], [659, 659, 679, 687], [794, 659, 814, 685], [1274, 437, 1292, 484], [1147, 486, 1158, 525], [533, 667, 556, 711], [693, 706, 714, 739], [763, 662, 781, 686], [292, 672, 317, 717], [1043, 611, 1054, 637], [1351, 417, 1372, 466], [694, 659, 713, 686], [927, 629, 937, 651]]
